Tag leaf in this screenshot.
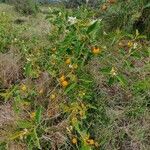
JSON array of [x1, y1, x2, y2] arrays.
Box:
[[144, 3, 150, 8], [64, 83, 77, 94], [87, 104, 97, 110], [135, 29, 139, 37], [35, 106, 42, 125], [87, 21, 98, 34], [116, 75, 127, 86], [100, 67, 111, 74], [24, 62, 32, 77], [32, 128, 41, 149], [9, 131, 24, 141], [17, 120, 33, 129], [133, 78, 150, 92], [108, 77, 115, 85], [79, 79, 93, 83], [0, 86, 17, 101], [66, 48, 72, 55], [80, 143, 92, 150]]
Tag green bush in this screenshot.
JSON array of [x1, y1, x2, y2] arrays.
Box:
[[65, 0, 99, 8], [101, 0, 150, 37], [8, 0, 39, 15], [65, 0, 86, 8]]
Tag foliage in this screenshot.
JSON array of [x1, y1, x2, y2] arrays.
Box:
[[99, 0, 150, 38], [10, 0, 39, 15], [65, 0, 100, 8]]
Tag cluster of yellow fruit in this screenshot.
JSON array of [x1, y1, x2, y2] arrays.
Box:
[[92, 46, 101, 55], [59, 75, 69, 88], [72, 137, 99, 147], [21, 84, 27, 92], [65, 58, 71, 64]]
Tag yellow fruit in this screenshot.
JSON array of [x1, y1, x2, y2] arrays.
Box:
[[65, 58, 71, 64], [60, 75, 65, 82], [30, 112, 36, 119], [21, 84, 27, 92], [72, 138, 77, 144], [79, 111, 84, 117], [50, 94, 56, 100], [61, 80, 69, 87], [127, 41, 133, 47], [73, 64, 78, 69], [87, 139, 95, 145], [92, 47, 101, 54], [71, 117, 78, 125], [110, 67, 117, 76]]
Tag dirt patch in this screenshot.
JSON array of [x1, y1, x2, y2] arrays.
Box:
[[8, 142, 27, 150], [0, 102, 16, 127]]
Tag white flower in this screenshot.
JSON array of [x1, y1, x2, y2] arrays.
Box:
[[69, 64, 73, 68], [59, 12, 62, 16], [90, 19, 97, 25], [14, 38, 17, 42], [68, 16, 77, 25], [133, 42, 138, 49], [103, 31, 107, 35], [26, 58, 31, 61], [90, 18, 102, 25]]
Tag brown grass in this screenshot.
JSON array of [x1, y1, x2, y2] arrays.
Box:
[[0, 52, 22, 88]]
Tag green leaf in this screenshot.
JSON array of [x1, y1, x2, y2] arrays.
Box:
[[66, 48, 72, 55], [108, 77, 115, 85], [80, 143, 92, 150], [87, 21, 98, 34], [32, 128, 41, 149], [79, 79, 93, 83], [24, 62, 32, 77], [133, 78, 150, 92], [64, 83, 77, 94], [144, 3, 150, 8], [116, 75, 127, 86], [100, 67, 111, 74], [87, 104, 97, 110], [17, 120, 33, 129], [0, 85, 17, 102], [35, 106, 42, 124]]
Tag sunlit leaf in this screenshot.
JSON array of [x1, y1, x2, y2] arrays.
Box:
[[35, 106, 42, 125]]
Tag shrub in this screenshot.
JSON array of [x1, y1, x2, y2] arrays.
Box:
[[134, 6, 150, 38], [65, 0, 99, 8], [100, 0, 150, 37], [8, 0, 39, 15], [0, 52, 22, 88]]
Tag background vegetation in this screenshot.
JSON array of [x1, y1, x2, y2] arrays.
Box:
[[0, 0, 150, 150]]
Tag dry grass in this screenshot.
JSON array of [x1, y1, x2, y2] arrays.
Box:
[[0, 102, 16, 128], [8, 142, 27, 150], [0, 52, 22, 88], [0, 102, 17, 142]]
